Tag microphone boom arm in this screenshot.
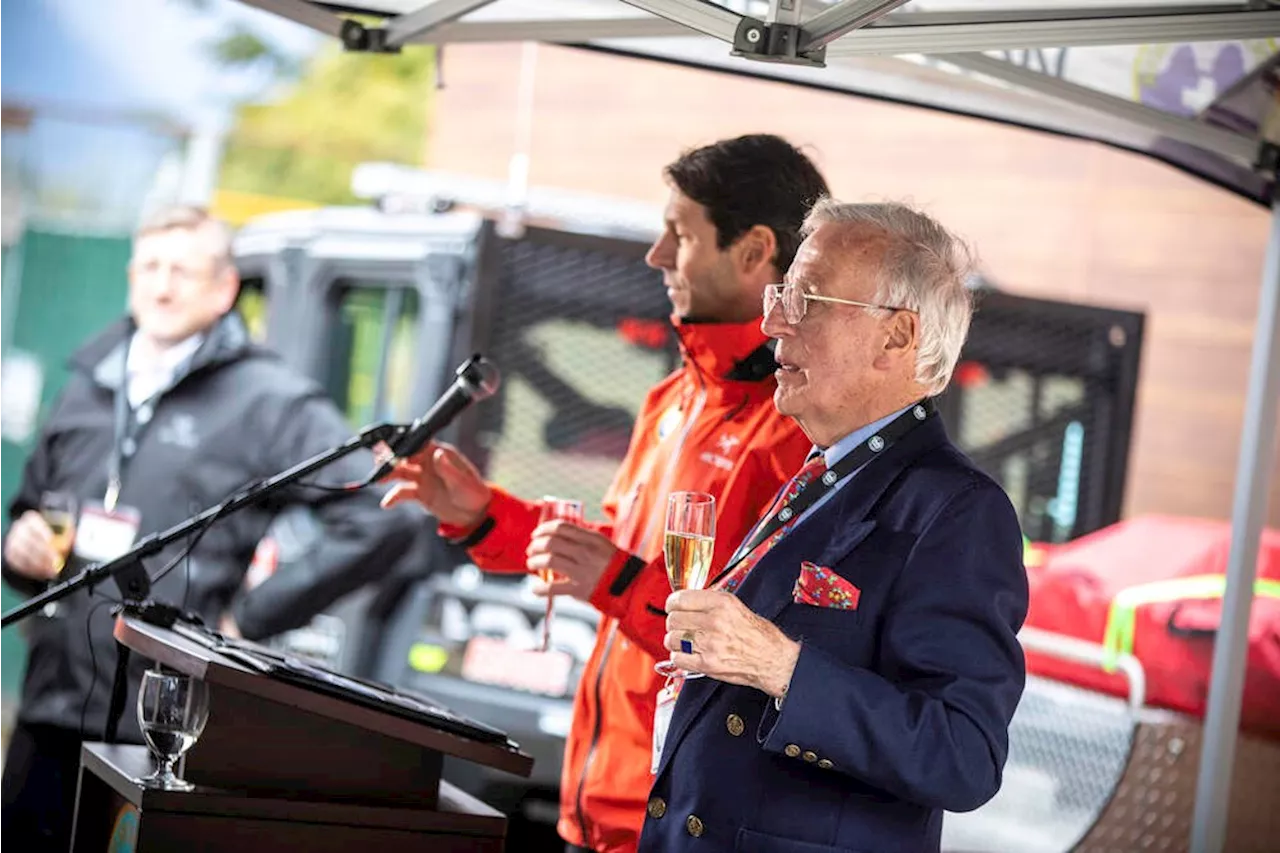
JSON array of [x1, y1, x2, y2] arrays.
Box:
[[1, 420, 407, 630]]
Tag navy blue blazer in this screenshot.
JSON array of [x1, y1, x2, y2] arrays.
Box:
[[638, 416, 1028, 853]]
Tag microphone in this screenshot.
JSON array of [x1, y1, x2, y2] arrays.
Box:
[[372, 355, 501, 482]]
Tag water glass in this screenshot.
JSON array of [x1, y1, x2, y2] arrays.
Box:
[[137, 665, 210, 791]]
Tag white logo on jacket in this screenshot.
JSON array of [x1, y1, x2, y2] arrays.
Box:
[[699, 451, 735, 471], [716, 434, 742, 456], [156, 413, 199, 449], [697, 432, 742, 470]]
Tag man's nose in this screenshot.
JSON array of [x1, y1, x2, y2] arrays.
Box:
[[761, 297, 791, 338], [149, 265, 178, 294], [645, 234, 674, 270]]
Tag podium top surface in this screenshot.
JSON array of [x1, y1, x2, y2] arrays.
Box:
[[115, 615, 533, 778], [81, 743, 506, 833]]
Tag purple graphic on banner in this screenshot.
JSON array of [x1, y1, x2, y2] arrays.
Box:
[[1138, 43, 1247, 117]]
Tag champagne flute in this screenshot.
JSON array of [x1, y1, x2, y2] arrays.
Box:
[[39, 492, 78, 574], [137, 665, 210, 791], [535, 496, 585, 653], [655, 491, 715, 679]]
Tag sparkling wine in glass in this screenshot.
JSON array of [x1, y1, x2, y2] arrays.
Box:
[[535, 496, 585, 653], [39, 492, 77, 574], [137, 666, 210, 791], [655, 491, 715, 679]]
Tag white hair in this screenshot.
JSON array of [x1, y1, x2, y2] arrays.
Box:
[[135, 205, 235, 269], [802, 198, 975, 395]]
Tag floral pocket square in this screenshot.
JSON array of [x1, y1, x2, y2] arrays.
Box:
[[793, 561, 861, 610]]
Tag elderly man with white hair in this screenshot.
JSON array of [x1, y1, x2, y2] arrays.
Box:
[[639, 200, 1029, 853]]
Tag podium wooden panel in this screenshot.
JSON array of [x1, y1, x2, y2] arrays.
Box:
[[70, 615, 533, 850], [72, 744, 506, 852]]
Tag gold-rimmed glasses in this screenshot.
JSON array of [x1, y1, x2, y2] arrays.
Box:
[[762, 283, 913, 326]]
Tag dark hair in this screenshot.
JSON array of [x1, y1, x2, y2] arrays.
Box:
[[664, 134, 829, 273]]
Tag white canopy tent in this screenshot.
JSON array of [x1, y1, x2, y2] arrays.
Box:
[[232, 2, 1280, 850]]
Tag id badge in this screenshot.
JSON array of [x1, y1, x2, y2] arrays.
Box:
[[651, 680, 678, 775], [74, 503, 141, 563]]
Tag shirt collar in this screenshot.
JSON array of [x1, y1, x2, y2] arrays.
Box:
[[819, 403, 916, 469], [126, 332, 204, 379]]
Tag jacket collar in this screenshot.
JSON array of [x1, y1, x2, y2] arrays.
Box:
[[74, 312, 254, 391], [673, 316, 778, 384]]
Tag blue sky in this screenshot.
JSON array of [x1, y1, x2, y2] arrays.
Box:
[[4, 0, 320, 129], [3, 0, 321, 223]]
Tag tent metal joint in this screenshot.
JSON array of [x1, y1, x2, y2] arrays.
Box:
[[339, 19, 402, 54], [732, 18, 827, 67]]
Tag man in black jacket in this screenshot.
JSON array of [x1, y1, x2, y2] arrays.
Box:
[[1, 206, 416, 850]]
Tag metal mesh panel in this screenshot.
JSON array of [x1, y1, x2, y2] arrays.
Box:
[[943, 675, 1136, 853], [938, 290, 1142, 542], [949, 366, 1096, 542], [469, 229, 677, 520]]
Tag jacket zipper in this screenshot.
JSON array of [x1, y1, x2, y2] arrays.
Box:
[[572, 345, 708, 847], [634, 335, 709, 558], [576, 620, 618, 844]]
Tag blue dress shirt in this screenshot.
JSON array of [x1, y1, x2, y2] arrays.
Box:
[[792, 403, 916, 531]]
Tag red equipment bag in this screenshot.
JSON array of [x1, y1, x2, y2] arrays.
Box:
[[1023, 516, 1280, 740]]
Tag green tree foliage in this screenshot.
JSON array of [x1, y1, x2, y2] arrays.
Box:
[[217, 45, 434, 205]]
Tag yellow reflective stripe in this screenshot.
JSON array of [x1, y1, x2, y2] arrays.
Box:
[[1101, 575, 1280, 672]]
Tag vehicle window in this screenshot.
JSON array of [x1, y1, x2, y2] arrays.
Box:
[[236, 277, 268, 343], [325, 283, 420, 428]]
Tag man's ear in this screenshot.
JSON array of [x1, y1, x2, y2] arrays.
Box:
[[735, 225, 778, 277], [215, 264, 241, 314], [884, 309, 918, 356]]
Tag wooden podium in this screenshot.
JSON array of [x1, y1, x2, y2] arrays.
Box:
[[70, 615, 533, 852]]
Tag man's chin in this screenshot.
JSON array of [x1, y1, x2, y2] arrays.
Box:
[[137, 324, 198, 346]]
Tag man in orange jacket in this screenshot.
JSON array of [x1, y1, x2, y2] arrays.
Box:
[[383, 134, 828, 853]]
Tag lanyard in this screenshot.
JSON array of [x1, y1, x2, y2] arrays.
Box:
[[106, 380, 170, 512], [105, 384, 136, 512], [714, 398, 936, 583], [105, 334, 208, 510]]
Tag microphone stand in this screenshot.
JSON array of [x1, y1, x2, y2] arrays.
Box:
[[0, 420, 407, 740]]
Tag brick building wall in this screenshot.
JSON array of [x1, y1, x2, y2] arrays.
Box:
[[426, 42, 1279, 527]]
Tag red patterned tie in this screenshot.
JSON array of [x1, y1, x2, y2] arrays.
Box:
[[716, 454, 828, 595]]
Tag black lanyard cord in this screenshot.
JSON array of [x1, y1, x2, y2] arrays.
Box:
[[712, 398, 936, 586]]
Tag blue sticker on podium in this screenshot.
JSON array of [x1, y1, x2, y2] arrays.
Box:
[[108, 803, 139, 853]]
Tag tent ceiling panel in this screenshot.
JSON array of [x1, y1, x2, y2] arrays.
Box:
[[259, 1, 1278, 203]]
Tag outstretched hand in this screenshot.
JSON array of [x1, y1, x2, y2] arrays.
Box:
[[379, 441, 491, 530]]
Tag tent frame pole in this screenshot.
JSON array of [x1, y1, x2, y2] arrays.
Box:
[[1190, 179, 1280, 853]]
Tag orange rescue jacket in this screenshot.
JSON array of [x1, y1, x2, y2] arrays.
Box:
[[442, 318, 811, 852]]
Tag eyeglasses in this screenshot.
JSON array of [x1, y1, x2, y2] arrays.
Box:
[[762, 283, 911, 326]]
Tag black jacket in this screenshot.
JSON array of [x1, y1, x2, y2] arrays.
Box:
[[2, 313, 418, 740]]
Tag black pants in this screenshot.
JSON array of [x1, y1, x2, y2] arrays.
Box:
[[2, 723, 83, 853]]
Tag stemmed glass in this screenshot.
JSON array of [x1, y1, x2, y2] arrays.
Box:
[[136, 665, 210, 791], [39, 491, 77, 574], [534, 497, 585, 653], [654, 491, 715, 679]]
